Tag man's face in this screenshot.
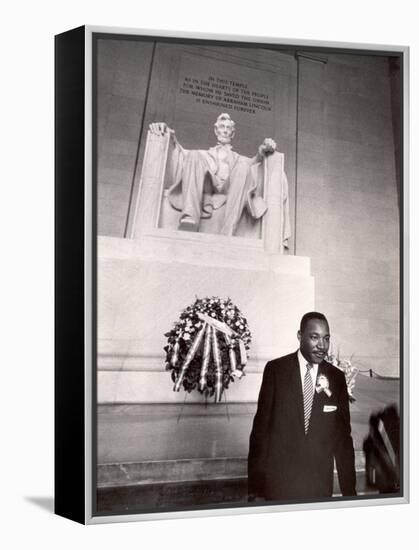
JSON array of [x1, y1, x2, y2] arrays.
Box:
[[214, 119, 235, 144], [297, 318, 330, 364]]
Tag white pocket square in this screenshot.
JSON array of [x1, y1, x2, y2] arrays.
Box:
[[323, 405, 337, 412]]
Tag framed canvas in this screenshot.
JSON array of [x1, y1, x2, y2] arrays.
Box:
[[55, 25, 409, 524]]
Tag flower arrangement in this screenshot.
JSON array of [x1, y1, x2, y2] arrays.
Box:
[[326, 352, 358, 403], [164, 297, 251, 401]]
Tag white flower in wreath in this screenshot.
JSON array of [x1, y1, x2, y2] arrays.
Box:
[[316, 374, 332, 397], [182, 333, 191, 341], [231, 368, 244, 379]]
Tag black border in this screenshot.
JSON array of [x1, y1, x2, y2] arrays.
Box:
[[89, 31, 405, 519], [55, 25, 86, 524]]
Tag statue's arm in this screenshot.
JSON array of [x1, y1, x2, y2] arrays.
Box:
[[148, 122, 185, 154], [148, 123, 187, 197], [249, 138, 277, 164]]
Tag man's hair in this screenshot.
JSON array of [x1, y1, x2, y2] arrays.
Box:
[[214, 113, 236, 131], [300, 311, 329, 332]]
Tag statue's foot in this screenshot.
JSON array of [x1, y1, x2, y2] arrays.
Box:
[[179, 216, 199, 232]]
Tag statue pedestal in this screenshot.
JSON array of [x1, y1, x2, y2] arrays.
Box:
[[98, 232, 314, 404]]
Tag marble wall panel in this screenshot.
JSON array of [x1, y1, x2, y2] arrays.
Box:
[[96, 39, 154, 237], [297, 54, 400, 376]]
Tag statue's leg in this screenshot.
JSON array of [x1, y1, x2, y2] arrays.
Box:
[[220, 159, 252, 236], [179, 150, 210, 231]]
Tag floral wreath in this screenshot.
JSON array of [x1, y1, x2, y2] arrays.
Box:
[[164, 297, 251, 401]]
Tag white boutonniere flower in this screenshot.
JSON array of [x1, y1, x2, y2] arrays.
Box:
[[316, 374, 332, 397]]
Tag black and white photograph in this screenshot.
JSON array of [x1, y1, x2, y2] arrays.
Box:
[[93, 31, 404, 516], [4, 0, 419, 547]]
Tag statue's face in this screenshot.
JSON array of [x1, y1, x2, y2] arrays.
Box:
[[214, 119, 235, 144]]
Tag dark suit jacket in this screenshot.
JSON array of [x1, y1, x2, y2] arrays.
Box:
[[248, 352, 356, 501]]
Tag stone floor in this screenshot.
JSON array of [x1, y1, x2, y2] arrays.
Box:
[[96, 374, 400, 514]]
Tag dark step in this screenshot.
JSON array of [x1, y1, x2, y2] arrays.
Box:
[[96, 469, 377, 514]]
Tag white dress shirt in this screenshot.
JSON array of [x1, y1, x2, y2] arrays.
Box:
[[297, 349, 319, 392]]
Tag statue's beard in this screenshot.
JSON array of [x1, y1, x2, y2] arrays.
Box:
[[216, 136, 232, 145]]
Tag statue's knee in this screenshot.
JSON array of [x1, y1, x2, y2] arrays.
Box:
[[231, 160, 250, 178], [185, 150, 209, 171], [188, 150, 204, 160]]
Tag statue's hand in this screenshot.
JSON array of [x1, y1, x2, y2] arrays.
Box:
[[258, 138, 277, 156], [149, 122, 174, 136]]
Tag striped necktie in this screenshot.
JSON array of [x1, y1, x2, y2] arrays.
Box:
[[303, 363, 314, 434]]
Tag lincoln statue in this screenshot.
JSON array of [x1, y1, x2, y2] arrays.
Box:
[[149, 113, 291, 248]]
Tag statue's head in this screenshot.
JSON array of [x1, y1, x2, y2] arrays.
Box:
[[214, 113, 235, 145]]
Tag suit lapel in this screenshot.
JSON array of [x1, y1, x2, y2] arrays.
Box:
[[289, 352, 305, 434]]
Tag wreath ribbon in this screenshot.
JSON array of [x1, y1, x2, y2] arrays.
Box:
[[173, 312, 247, 400], [198, 312, 247, 366]]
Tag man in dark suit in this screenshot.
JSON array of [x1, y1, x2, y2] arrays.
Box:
[[248, 312, 357, 502]]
